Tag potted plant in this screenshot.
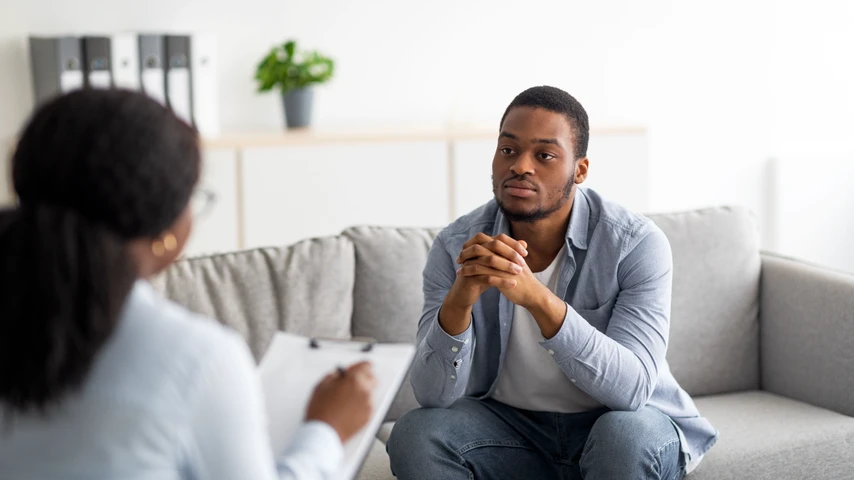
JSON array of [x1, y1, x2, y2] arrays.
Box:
[[255, 40, 334, 129]]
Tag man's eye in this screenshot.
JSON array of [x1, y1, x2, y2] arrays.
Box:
[[500, 147, 514, 155], [538, 153, 555, 161]]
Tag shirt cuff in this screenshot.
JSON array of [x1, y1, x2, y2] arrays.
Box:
[[425, 311, 473, 363], [539, 303, 596, 362]]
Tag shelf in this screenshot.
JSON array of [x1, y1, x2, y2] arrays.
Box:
[[201, 125, 646, 149]]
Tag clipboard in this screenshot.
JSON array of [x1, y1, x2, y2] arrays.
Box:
[[258, 332, 415, 480]]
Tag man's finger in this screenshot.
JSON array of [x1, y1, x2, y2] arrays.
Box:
[[457, 244, 488, 264], [462, 232, 493, 251], [459, 263, 518, 279], [458, 240, 526, 266], [477, 275, 517, 289], [461, 255, 522, 274], [494, 233, 528, 257], [458, 243, 519, 264]]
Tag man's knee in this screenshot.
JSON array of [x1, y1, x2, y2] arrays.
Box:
[[589, 409, 675, 448], [387, 408, 455, 461], [387, 407, 461, 478], [581, 408, 680, 475]]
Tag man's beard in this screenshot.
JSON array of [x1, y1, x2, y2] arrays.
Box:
[[493, 176, 574, 224]]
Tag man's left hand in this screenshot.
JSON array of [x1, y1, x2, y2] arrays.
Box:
[[459, 235, 568, 338], [458, 236, 546, 309]]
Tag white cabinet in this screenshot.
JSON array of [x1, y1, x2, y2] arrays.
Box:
[[452, 131, 650, 219], [241, 141, 450, 248], [183, 147, 240, 256]]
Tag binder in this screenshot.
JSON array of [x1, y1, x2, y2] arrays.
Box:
[[190, 34, 220, 135], [259, 332, 415, 480], [28, 36, 84, 105], [165, 35, 193, 125], [138, 35, 166, 105], [81, 36, 112, 89], [110, 33, 140, 90]]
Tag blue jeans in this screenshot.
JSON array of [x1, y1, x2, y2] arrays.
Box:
[[387, 397, 685, 480]]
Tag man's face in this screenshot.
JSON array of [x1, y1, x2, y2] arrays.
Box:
[[492, 106, 580, 223]]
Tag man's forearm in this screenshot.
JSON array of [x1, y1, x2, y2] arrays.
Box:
[[438, 300, 472, 336]]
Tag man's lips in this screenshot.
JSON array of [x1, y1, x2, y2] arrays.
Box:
[[504, 180, 537, 198]]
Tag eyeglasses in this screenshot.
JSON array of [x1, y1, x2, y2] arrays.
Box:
[[190, 188, 217, 220]]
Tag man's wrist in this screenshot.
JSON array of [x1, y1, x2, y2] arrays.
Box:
[[438, 301, 472, 336], [526, 287, 567, 339]]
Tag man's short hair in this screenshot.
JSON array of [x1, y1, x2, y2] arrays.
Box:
[[499, 86, 589, 159]]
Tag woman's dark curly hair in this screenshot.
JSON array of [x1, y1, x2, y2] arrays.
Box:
[[0, 89, 200, 414]]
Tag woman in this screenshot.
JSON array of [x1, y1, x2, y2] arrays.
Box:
[[0, 89, 375, 479]]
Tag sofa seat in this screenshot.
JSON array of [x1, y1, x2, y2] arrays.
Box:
[[691, 391, 854, 479], [357, 391, 854, 480]]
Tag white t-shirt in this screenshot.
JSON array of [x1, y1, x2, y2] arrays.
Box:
[[492, 246, 603, 413]]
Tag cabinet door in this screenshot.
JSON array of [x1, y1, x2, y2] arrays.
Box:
[[183, 147, 240, 256], [452, 132, 650, 219], [242, 141, 449, 248]]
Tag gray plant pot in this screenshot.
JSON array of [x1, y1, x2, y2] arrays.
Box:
[[282, 88, 314, 129]]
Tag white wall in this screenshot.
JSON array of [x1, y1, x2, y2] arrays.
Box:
[[2, 0, 853, 267]]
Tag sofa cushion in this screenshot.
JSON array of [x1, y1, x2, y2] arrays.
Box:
[[151, 237, 355, 361], [343, 226, 441, 343], [370, 392, 854, 480], [648, 207, 761, 396], [690, 391, 854, 480], [356, 439, 395, 480], [343, 226, 440, 422]]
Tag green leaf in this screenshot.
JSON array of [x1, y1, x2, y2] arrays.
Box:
[[254, 39, 335, 93]]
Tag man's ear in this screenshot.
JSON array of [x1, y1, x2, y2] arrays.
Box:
[[574, 157, 589, 184]]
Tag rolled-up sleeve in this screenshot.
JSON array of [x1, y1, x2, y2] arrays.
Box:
[[410, 232, 475, 408], [540, 226, 673, 411]]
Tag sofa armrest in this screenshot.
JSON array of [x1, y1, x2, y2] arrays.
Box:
[[760, 253, 854, 417]]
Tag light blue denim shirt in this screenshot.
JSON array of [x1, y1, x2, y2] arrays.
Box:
[[410, 187, 718, 465], [0, 281, 342, 480]]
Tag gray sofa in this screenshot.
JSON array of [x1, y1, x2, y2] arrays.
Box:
[[152, 206, 854, 479]]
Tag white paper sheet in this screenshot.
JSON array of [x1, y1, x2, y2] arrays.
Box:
[[259, 332, 415, 480]]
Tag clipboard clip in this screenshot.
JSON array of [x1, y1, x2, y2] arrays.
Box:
[[309, 336, 377, 353]]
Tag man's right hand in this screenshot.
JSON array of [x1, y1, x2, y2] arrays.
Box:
[[439, 233, 528, 335], [305, 361, 377, 443]]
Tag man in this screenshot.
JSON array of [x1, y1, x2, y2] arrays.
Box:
[[387, 86, 717, 479]]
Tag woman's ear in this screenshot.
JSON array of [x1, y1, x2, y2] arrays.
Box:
[[128, 206, 194, 279]]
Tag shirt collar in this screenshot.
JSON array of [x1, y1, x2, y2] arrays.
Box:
[[567, 188, 590, 250]]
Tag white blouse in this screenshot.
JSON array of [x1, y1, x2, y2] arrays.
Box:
[[0, 281, 343, 479]]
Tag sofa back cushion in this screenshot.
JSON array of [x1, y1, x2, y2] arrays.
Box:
[[343, 226, 440, 421], [151, 237, 355, 360], [647, 207, 761, 395]]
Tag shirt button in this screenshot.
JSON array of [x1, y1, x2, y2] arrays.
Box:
[[464, 338, 470, 344], [571, 379, 577, 383], [548, 349, 555, 355], [451, 346, 459, 353], [451, 375, 456, 380]]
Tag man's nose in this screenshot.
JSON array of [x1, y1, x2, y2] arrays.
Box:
[[509, 152, 535, 177]]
